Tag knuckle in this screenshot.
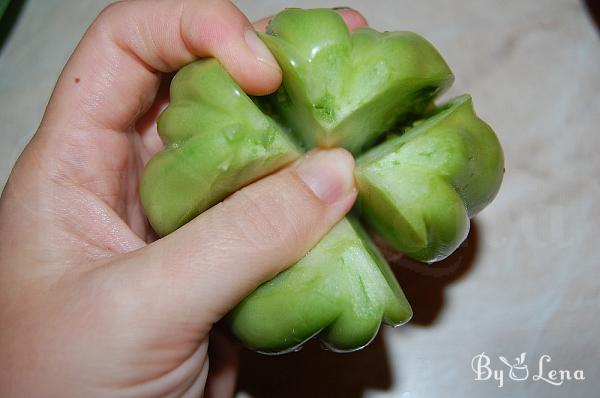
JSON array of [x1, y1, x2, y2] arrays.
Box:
[[93, 1, 130, 35], [97, 1, 126, 22]]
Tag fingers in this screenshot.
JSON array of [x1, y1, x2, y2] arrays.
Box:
[[41, 0, 282, 134], [333, 7, 369, 30], [125, 149, 356, 326], [252, 8, 368, 32], [251, 16, 272, 32]]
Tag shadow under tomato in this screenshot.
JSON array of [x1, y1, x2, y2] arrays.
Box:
[[584, 0, 600, 33], [237, 331, 393, 398], [0, 0, 27, 55], [378, 220, 480, 326]]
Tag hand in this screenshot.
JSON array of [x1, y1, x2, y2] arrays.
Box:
[[0, 1, 367, 397]]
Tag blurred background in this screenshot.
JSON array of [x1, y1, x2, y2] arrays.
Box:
[[1, 1, 599, 397]]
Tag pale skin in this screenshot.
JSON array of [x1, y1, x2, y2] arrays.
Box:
[[0, 1, 368, 397]]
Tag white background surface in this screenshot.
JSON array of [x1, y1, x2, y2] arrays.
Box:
[[1, 1, 599, 397]]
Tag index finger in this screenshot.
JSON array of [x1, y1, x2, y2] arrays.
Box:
[[252, 8, 369, 32]]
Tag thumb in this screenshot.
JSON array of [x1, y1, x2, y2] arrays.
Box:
[[121, 149, 356, 327]]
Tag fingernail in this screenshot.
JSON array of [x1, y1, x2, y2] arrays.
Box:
[[296, 149, 356, 204], [244, 28, 280, 70]]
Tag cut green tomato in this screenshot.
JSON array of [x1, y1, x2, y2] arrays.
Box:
[[355, 95, 504, 262], [229, 217, 412, 354], [140, 59, 300, 236], [259, 8, 454, 154], [356, 167, 470, 263], [139, 8, 504, 355]]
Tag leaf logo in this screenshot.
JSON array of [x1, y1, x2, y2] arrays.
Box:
[[499, 352, 529, 381]]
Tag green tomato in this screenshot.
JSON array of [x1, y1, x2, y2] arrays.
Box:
[[355, 95, 504, 262], [141, 59, 300, 237], [140, 8, 503, 354], [229, 217, 411, 354], [260, 8, 454, 154]]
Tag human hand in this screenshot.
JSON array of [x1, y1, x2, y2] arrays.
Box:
[[0, 1, 367, 397]]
